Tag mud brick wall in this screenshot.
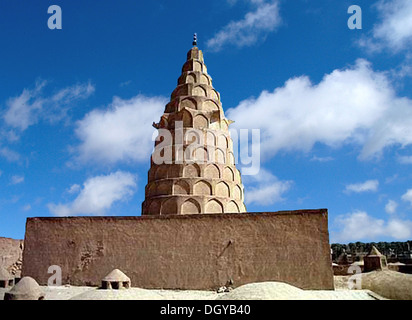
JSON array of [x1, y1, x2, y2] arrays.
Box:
[[0, 237, 24, 276], [22, 210, 334, 290]]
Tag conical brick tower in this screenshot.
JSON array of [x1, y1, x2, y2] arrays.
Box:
[[142, 36, 246, 215]]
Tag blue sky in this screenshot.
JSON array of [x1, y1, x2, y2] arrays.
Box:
[[1, 0, 412, 243]]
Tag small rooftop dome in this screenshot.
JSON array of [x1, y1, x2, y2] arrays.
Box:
[[4, 276, 45, 300], [101, 269, 131, 290], [364, 246, 388, 272], [367, 246, 383, 256]]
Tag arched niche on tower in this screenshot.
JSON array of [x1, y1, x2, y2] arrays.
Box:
[[168, 165, 181, 178], [193, 114, 208, 129], [147, 199, 161, 215], [204, 164, 220, 179], [205, 131, 216, 146], [173, 85, 190, 99], [182, 60, 203, 73], [161, 197, 178, 215], [192, 86, 207, 98], [221, 120, 229, 131], [192, 147, 209, 163], [156, 182, 171, 196], [147, 183, 157, 197], [205, 199, 223, 214], [173, 145, 184, 163], [202, 100, 219, 112], [217, 134, 229, 149], [155, 166, 169, 180], [183, 163, 201, 178], [223, 166, 234, 181], [209, 112, 221, 130], [185, 73, 196, 84], [180, 98, 197, 111], [184, 128, 203, 145], [233, 185, 242, 201], [155, 145, 173, 162], [181, 109, 192, 127], [193, 180, 212, 196], [209, 89, 219, 101], [200, 74, 210, 86], [234, 169, 242, 183], [174, 180, 190, 195], [193, 61, 203, 72], [226, 201, 240, 213], [165, 101, 176, 113], [181, 199, 201, 214], [227, 136, 233, 150], [227, 152, 235, 165], [216, 181, 230, 198], [215, 149, 226, 164]]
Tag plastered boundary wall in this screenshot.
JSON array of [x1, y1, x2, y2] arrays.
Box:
[[0, 237, 23, 273], [22, 210, 334, 290]]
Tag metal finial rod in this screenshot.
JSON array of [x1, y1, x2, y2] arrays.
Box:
[[192, 33, 197, 46]]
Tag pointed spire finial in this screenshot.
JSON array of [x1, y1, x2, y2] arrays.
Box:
[[192, 33, 197, 46]]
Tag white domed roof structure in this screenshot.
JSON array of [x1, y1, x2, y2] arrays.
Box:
[[4, 276, 45, 300]]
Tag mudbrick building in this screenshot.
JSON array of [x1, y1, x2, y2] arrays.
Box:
[[22, 38, 334, 290]]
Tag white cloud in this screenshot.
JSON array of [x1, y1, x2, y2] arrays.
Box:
[[359, 0, 412, 52], [207, 0, 281, 51], [332, 210, 412, 242], [310, 156, 334, 162], [10, 175, 24, 185], [3, 80, 94, 131], [0, 147, 20, 162], [243, 168, 292, 205], [4, 80, 46, 131], [67, 184, 81, 194], [402, 189, 412, 206], [398, 155, 412, 164], [386, 219, 412, 239], [22, 204, 31, 211], [393, 53, 412, 78], [72, 95, 165, 165], [345, 180, 379, 194], [227, 59, 412, 160], [46, 82, 95, 123], [50, 82, 94, 105], [228, 0, 266, 5], [3, 130, 20, 143], [385, 174, 398, 184], [48, 171, 137, 216], [119, 80, 132, 87], [385, 200, 398, 214]]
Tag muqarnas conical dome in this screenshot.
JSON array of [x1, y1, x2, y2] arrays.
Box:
[[142, 44, 246, 215]]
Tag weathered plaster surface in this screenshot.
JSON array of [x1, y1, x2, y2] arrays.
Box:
[[22, 210, 334, 290]]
